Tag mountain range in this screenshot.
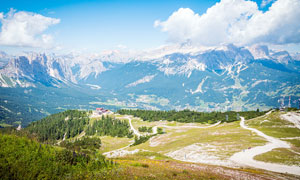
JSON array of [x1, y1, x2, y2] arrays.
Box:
[[1, 44, 300, 126]]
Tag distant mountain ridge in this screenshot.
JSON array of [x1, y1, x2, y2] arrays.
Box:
[[1, 44, 300, 125]]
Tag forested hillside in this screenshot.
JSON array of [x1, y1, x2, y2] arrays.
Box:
[[0, 133, 113, 180], [86, 116, 133, 138], [26, 110, 89, 142], [117, 109, 267, 123], [26, 110, 133, 143], [26, 109, 267, 143]]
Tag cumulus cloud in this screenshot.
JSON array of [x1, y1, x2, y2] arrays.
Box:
[[155, 0, 300, 46], [0, 9, 60, 48], [261, 0, 275, 8]]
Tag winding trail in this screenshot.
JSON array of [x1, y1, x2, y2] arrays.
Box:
[[152, 126, 158, 134], [122, 116, 141, 137], [104, 116, 220, 158], [230, 116, 300, 175], [102, 142, 142, 158], [103, 116, 144, 158]]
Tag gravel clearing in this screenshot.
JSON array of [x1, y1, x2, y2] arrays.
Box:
[[281, 112, 300, 130], [165, 143, 235, 167]]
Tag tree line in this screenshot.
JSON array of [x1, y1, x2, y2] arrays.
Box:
[[117, 109, 267, 123], [26, 110, 89, 142], [138, 126, 153, 133]]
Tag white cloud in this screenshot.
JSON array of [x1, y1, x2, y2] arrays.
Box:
[[155, 0, 300, 46], [0, 9, 60, 48], [261, 0, 275, 8]]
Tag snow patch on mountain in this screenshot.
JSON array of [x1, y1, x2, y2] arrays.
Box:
[[0, 105, 12, 113], [49, 68, 61, 80], [182, 59, 206, 73], [126, 75, 156, 88], [236, 63, 248, 74], [158, 57, 206, 76], [251, 80, 271, 88], [0, 74, 36, 88], [86, 84, 101, 90], [190, 76, 209, 94]]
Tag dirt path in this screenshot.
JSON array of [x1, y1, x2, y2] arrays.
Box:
[[120, 116, 141, 137], [230, 116, 300, 175], [105, 117, 219, 159], [104, 116, 145, 158], [152, 126, 158, 134], [102, 142, 143, 158]]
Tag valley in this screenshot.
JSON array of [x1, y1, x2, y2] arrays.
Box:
[[1, 0, 300, 179], [1, 44, 300, 127]]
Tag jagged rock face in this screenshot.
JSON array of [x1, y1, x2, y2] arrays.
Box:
[[248, 45, 270, 59], [0, 44, 300, 125], [0, 53, 77, 87], [0, 44, 295, 88]]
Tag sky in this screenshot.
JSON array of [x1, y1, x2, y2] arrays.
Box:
[[0, 0, 299, 54]]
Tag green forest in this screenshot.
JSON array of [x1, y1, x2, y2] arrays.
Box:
[[26, 110, 89, 142], [86, 116, 133, 138], [117, 109, 266, 123], [26, 110, 134, 142], [138, 126, 153, 133], [131, 135, 154, 146]]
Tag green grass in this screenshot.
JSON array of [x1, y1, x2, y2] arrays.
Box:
[[246, 111, 300, 166], [285, 139, 300, 147], [114, 159, 225, 180], [254, 148, 300, 166], [246, 112, 300, 147], [127, 120, 266, 160], [98, 136, 132, 153], [118, 151, 173, 161], [0, 123, 12, 127], [112, 157, 290, 180]]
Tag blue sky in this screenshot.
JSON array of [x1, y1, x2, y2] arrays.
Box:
[[0, 0, 299, 54], [0, 0, 217, 52]]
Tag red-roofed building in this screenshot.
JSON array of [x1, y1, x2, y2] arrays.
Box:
[[92, 108, 112, 117]]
